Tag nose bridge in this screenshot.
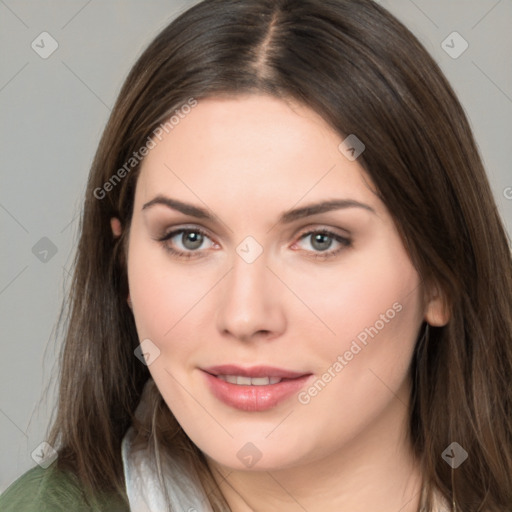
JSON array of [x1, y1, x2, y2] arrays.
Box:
[[215, 247, 286, 340]]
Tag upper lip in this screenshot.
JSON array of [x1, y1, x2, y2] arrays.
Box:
[[202, 365, 310, 379]]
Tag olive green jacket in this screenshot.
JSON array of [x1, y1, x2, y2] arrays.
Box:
[[0, 465, 129, 512]]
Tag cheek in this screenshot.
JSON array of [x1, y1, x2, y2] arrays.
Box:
[[297, 246, 422, 418], [127, 239, 202, 343], [127, 243, 208, 409], [291, 243, 421, 358], [127, 242, 230, 384]]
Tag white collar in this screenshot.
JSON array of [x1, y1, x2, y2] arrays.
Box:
[[121, 383, 213, 512]]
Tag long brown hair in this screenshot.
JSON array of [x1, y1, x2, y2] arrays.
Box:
[[47, 0, 512, 510]]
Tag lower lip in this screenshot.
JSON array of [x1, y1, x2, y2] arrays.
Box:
[[203, 371, 312, 411]]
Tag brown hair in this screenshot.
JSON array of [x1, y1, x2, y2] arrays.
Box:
[[46, 0, 512, 510]]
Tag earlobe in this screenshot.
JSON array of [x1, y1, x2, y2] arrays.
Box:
[[111, 217, 123, 238], [424, 284, 450, 326]]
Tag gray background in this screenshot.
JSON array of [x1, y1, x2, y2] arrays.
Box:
[[1, 0, 511, 493]]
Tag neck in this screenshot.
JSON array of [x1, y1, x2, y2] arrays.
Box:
[[208, 382, 424, 512]]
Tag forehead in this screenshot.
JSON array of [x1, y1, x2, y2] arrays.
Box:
[[135, 95, 378, 215]]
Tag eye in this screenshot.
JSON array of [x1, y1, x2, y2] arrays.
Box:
[[157, 227, 216, 259], [156, 226, 351, 261], [293, 229, 351, 260]]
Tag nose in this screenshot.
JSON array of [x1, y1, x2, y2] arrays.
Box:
[[215, 251, 287, 343]]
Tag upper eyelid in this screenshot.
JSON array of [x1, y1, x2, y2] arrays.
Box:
[[297, 225, 350, 237], [159, 223, 349, 234], [159, 224, 211, 238]]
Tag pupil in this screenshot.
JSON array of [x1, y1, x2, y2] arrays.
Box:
[[312, 233, 332, 251]]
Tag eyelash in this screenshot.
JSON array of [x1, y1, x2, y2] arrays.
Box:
[[157, 227, 352, 260]]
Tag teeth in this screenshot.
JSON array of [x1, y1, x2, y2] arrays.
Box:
[[217, 375, 283, 385], [251, 377, 271, 385]]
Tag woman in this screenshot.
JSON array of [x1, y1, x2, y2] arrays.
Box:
[[1, 0, 511, 510]]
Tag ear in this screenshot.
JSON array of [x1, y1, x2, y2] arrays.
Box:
[[110, 217, 122, 238], [110, 217, 131, 308], [424, 283, 450, 326]]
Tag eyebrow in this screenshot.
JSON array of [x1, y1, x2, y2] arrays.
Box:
[[142, 196, 376, 223]]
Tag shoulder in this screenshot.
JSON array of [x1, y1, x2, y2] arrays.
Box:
[[0, 465, 129, 512]]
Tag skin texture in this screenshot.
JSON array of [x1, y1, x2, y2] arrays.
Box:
[[115, 95, 449, 512]]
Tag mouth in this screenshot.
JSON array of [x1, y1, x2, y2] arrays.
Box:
[[201, 365, 313, 411]]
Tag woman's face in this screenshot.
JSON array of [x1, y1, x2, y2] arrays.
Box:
[[126, 94, 443, 472]]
